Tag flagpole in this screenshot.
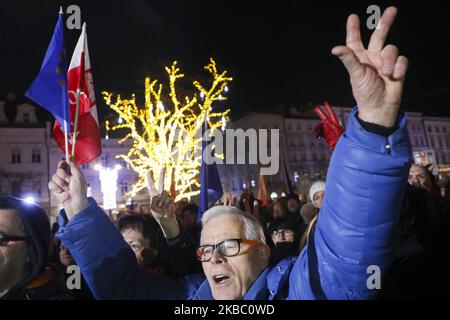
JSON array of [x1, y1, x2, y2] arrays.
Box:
[[64, 120, 69, 159], [71, 88, 81, 157], [59, 5, 69, 160], [204, 115, 209, 201]]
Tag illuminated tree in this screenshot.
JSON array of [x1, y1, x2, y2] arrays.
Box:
[[103, 58, 231, 201]]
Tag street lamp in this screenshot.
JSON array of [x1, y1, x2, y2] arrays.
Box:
[[96, 164, 121, 211], [270, 192, 278, 200]]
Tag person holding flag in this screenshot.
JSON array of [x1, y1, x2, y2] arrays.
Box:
[[51, 6, 413, 300]]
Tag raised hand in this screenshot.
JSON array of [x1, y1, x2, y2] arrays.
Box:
[[223, 191, 234, 206], [48, 157, 89, 220], [147, 167, 180, 238], [332, 6, 408, 128], [314, 101, 344, 150]]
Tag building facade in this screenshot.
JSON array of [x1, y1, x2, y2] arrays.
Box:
[[0, 102, 147, 221], [0, 103, 51, 210], [2, 100, 450, 217], [219, 105, 450, 198]]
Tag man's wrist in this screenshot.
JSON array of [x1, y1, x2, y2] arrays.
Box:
[[64, 198, 89, 220], [157, 215, 181, 239], [358, 107, 398, 128]]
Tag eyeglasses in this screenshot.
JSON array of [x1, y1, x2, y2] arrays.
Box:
[[0, 232, 27, 246], [196, 238, 264, 262], [271, 229, 295, 238]]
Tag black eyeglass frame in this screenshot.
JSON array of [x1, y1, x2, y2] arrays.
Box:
[[0, 232, 28, 245], [196, 238, 263, 262]]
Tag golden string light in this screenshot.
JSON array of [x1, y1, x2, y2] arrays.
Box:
[[102, 58, 231, 201]]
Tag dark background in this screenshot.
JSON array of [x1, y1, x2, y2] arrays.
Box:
[[0, 0, 448, 123]]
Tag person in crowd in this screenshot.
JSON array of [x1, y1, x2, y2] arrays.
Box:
[[267, 218, 302, 266], [271, 199, 287, 220], [51, 6, 412, 300], [0, 196, 71, 300], [116, 214, 164, 272], [238, 188, 257, 215], [47, 222, 60, 266], [301, 180, 326, 248], [380, 163, 450, 299], [408, 164, 434, 193], [298, 193, 308, 207], [309, 181, 325, 209], [179, 204, 201, 242], [55, 241, 94, 300], [58, 242, 75, 268], [438, 178, 450, 204], [116, 213, 201, 276], [282, 193, 307, 238], [300, 203, 318, 225], [286, 193, 302, 217]]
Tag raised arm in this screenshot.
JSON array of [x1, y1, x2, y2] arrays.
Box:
[[289, 6, 412, 299], [49, 159, 192, 299]]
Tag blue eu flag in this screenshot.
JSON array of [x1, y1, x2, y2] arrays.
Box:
[[197, 122, 223, 224], [25, 10, 69, 126]]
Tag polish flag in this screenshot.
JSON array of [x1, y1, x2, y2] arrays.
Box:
[[53, 22, 102, 164]]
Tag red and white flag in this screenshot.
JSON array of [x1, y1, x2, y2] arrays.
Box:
[[53, 22, 102, 164]]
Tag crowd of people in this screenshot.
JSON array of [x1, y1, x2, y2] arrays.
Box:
[[2, 157, 448, 300], [1, 6, 449, 300]]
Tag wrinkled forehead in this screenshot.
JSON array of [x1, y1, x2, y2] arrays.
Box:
[[200, 214, 245, 245], [409, 164, 427, 175], [0, 208, 23, 234], [121, 227, 145, 241]]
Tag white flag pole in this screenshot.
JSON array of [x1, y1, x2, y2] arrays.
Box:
[[59, 6, 69, 160], [63, 120, 69, 159], [71, 88, 81, 157]]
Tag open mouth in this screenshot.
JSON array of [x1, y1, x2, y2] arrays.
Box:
[[212, 274, 230, 285]]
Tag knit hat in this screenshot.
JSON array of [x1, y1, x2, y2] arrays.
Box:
[[309, 181, 326, 202]]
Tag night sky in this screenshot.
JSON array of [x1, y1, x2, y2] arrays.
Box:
[[1, 0, 449, 124]]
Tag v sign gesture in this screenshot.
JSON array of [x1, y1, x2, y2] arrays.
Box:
[[147, 167, 180, 239], [332, 6, 408, 128]]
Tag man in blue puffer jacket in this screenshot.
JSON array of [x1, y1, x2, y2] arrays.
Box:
[[49, 6, 412, 300]]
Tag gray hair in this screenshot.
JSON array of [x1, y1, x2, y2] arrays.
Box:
[[201, 205, 266, 245]]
